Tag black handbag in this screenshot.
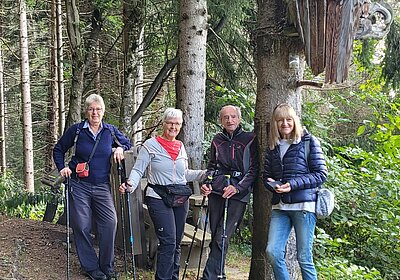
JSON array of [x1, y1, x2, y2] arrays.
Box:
[[149, 183, 192, 207]]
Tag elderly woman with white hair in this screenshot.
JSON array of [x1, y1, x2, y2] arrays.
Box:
[[120, 107, 206, 280], [53, 94, 132, 280]]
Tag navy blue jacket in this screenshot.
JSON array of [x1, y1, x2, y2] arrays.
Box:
[[53, 121, 132, 184], [207, 125, 259, 202], [263, 132, 328, 204]]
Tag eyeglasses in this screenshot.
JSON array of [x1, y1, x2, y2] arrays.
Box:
[[165, 121, 182, 126], [87, 107, 103, 112]]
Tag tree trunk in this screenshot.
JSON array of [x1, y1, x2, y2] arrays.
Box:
[[176, 0, 208, 192], [250, 0, 304, 279], [133, 27, 144, 145], [65, 1, 102, 127], [46, 0, 60, 172], [0, 40, 5, 175], [65, 0, 83, 127], [121, 0, 145, 140], [56, 0, 65, 134], [19, 0, 35, 192], [95, 40, 101, 94]]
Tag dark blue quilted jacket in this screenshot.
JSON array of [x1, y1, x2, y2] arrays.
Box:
[[263, 132, 328, 204]]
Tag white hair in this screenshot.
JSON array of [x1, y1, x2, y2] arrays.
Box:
[[219, 105, 242, 121], [85, 94, 105, 111], [163, 108, 183, 122]]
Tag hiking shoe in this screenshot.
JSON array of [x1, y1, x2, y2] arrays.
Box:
[[105, 271, 118, 280], [86, 269, 107, 280]]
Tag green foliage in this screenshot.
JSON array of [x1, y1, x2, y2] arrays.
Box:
[[314, 130, 400, 278], [303, 40, 400, 277], [0, 173, 63, 220], [357, 101, 400, 158], [92, 0, 122, 11], [353, 39, 383, 75], [316, 257, 383, 280], [207, 0, 257, 97], [227, 242, 252, 260], [382, 20, 400, 89], [206, 86, 255, 131]]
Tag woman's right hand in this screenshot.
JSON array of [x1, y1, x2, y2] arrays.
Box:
[[119, 182, 133, 194], [60, 167, 72, 177], [201, 183, 212, 196], [275, 182, 291, 193]]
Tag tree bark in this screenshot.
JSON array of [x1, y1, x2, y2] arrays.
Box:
[[176, 0, 208, 189], [250, 0, 304, 279], [0, 39, 5, 175], [46, 0, 60, 173], [64, 0, 83, 127], [19, 0, 35, 192], [65, 1, 102, 127], [56, 0, 65, 134], [121, 0, 145, 141], [133, 27, 144, 145]]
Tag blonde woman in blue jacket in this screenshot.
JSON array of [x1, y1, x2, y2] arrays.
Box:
[[263, 104, 328, 280], [120, 108, 206, 280]]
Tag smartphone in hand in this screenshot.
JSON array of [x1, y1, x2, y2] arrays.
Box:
[[267, 181, 283, 189]]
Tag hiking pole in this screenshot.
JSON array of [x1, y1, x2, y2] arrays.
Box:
[[182, 195, 206, 280], [182, 175, 212, 280], [65, 176, 71, 280], [117, 162, 128, 274], [217, 175, 231, 280], [196, 204, 210, 280], [195, 175, 213, 280], [120, 160, 137, 280]]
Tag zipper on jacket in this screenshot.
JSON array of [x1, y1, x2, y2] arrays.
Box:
[[172, 159, 177, 184]]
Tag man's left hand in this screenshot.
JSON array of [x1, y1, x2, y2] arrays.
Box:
[[222, 185, 238, 199]]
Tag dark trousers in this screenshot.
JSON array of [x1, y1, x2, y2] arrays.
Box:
[[147, 197, 189, 280], [69, 179, 117, 274], [202, 194, 246, 280]]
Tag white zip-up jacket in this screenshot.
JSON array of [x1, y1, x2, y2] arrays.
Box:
[[127, 137, 206, 198]]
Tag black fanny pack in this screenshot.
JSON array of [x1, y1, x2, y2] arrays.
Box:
[[149, 183, 192, 207]]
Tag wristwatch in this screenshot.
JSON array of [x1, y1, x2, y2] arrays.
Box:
[[235, 187, 240, 194]]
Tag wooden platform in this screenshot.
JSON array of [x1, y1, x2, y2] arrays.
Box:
[[181, 223, 211, 269], [143, 203, 211, 270]]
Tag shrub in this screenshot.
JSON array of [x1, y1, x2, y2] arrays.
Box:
[[0, 173, 62, 220]]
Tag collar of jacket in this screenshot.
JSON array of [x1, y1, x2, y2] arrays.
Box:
[[222, 124, 243, 139], [301, 128, 311, 142]]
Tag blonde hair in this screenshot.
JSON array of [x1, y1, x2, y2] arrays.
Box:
[[269, 104, 303, 150]]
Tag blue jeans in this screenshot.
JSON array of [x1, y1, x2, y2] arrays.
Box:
[[266, 210, 317, 280], [147, 197, 189, 280]]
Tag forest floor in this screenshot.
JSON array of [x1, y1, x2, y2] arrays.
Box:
[[0, 215, 250, 280]]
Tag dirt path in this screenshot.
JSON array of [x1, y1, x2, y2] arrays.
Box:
[[0, 216, 249, 280]]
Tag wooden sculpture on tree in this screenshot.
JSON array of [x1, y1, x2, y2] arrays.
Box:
[[289, 0, 393, 84]]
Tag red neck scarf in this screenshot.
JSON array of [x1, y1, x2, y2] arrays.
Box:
[[156, 136, 182, 160]]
